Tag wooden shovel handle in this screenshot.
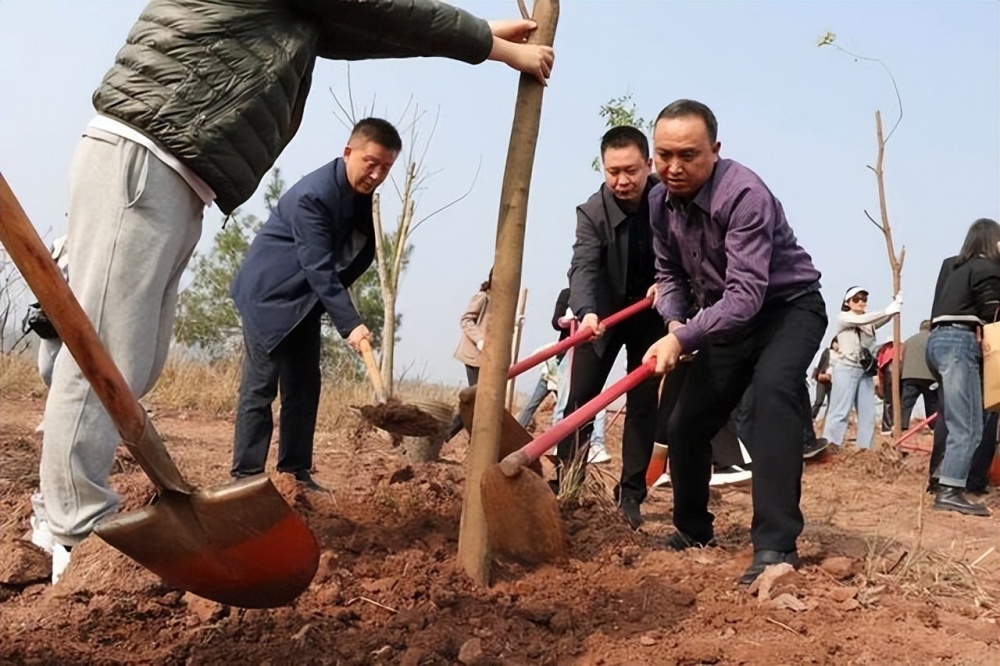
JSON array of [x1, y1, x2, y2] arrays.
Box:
[[507, 296, 653, 378], [519, 358, 656, 462], [358, 338, 387, 404], [0, 174, 190, 492]]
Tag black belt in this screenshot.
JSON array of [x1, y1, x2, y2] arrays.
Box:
[[933, 321, 979, 332]]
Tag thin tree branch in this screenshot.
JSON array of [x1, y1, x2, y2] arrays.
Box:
[[863, 209, 884, 233], [411, 157, 482, 234]]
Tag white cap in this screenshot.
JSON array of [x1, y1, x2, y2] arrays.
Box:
[[843, 286, 868, 303]]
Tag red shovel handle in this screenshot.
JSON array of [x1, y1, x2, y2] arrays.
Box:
[[895, 412, 938, 450], [518, 358, 656, 461], [507, 296, 653, 378]]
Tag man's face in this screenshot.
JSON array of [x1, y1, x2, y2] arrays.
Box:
[[652, 115, 720, 198], [343, 139, 398, 195], [602, 145, 651, 204]]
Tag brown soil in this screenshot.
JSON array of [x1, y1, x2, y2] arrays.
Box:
[[1, 396, 998, 664]]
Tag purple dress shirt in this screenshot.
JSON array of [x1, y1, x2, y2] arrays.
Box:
[[650, 158, 821, 352]]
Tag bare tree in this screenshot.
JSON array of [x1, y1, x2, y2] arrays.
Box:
[[331, 72, 479, 393], [819, 32, 905, 440]]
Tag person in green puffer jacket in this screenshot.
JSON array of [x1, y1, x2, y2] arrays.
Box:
[[32, 0, 555, 584]]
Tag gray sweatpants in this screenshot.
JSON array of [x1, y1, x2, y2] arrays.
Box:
[[39, 128, 204, 545]]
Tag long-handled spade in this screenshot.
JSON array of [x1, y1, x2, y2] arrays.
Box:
[[0, 174, 319, 608], [481, 358, 657, 564], [457, 297, 653, 461], [356, 338, 454, 437]]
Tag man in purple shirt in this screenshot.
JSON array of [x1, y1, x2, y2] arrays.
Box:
[[643, 99, 827, 586]]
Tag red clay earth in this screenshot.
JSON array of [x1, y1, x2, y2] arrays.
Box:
[[1, 395, 997, 664]]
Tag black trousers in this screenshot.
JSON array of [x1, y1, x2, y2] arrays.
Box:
[[733, 383, 817, 453], [232, 308, 323, 477], [655, 363, 746, 469], [881, 366, 895, 431], [664, 292, 826, 552], [446, 364, 480, 439], [557, 308, 664, 502], [811, 381, 831, 419], [900, 378, 939, 430]]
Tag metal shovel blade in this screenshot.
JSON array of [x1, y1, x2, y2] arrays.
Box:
[[94, 475, 319, 608], [480, 465, 565, 564]]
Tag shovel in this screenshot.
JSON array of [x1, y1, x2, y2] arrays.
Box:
[[458, 296, 654, 438], [356, 338, 453, 437], [0, 174, 319, 608], [481, 358, 657, 563]]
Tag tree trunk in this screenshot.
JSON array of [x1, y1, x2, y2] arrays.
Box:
[[872, 110, 905, 440], [457, 0, 559, 588]]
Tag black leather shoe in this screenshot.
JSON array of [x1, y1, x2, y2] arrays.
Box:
[[738, 549, 801, 585], [664, 531, 717, 551], [933, 486, 990, 517], [926, 477, 940, 494], [290, 470, 327, 492], [803, 437, 829, 460], [618, 496, 643, 530]]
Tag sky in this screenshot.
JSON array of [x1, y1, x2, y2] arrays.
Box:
[[1, 0, 998, 388]]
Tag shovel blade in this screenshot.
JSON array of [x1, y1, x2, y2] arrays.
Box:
[[94, 475, 318, 608], [481, 465, 566, 564], [458, 386, 543, 475]]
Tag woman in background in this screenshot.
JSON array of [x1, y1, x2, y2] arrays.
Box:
[[820, 286, 901, 451], [925, 218, 1000, 516]]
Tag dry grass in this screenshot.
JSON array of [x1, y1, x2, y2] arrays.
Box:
[[862, 535, 999, 618], [0, 351, 45, 399], [2, 350, 462, 437]]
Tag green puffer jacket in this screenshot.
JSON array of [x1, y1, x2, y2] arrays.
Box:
[[93, 0, 493, 214]]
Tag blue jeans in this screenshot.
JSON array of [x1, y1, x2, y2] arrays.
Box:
[[516, 378, 552, 427], [823, 363, 876, 449], [926, 327, 983, 488], [551, 352, 572, 423]]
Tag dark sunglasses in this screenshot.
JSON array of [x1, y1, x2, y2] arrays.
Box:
[[850, 295, 868, 303]]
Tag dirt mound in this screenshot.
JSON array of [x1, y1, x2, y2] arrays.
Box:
[[1, 397, 998, 664]]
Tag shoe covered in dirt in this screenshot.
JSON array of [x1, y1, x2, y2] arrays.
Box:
[[709, 465, 752, 487], [803, 437, 829, 460], [27, 511, 55, 554], [617, 496, 643, 530], [51, 543, 72, 585], [290, 470, 327, 492], [738, 549, 801, 586], [933, 486, 990, 517], [664, 530, 717, 551]]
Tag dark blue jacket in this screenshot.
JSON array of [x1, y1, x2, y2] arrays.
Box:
[[231, 158, 375, 351]]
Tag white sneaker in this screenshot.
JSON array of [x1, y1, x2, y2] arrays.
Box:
[[652, 471, 672, 488], [709, 465, 753, 487], [588, 448, 612, 464], [28, 512, 55, 554], [51, 543, 71, 585]]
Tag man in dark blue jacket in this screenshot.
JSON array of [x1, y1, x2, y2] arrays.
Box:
[[230, 118, 401, 490]]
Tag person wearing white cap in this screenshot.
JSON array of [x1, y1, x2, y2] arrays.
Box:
[[818, 286, 901, 451]]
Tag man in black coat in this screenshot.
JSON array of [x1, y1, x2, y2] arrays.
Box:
[[557, 126, 664, 529], [229, 118, 400, 490]]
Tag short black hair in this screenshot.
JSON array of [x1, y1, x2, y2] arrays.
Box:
[[600, 125, 649, 161], [655, 99, 719, 143], [349, 117, 402, 152]]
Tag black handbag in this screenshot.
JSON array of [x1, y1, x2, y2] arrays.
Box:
[[855, 329, 877, 377], [22, 302, 59, 340]]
